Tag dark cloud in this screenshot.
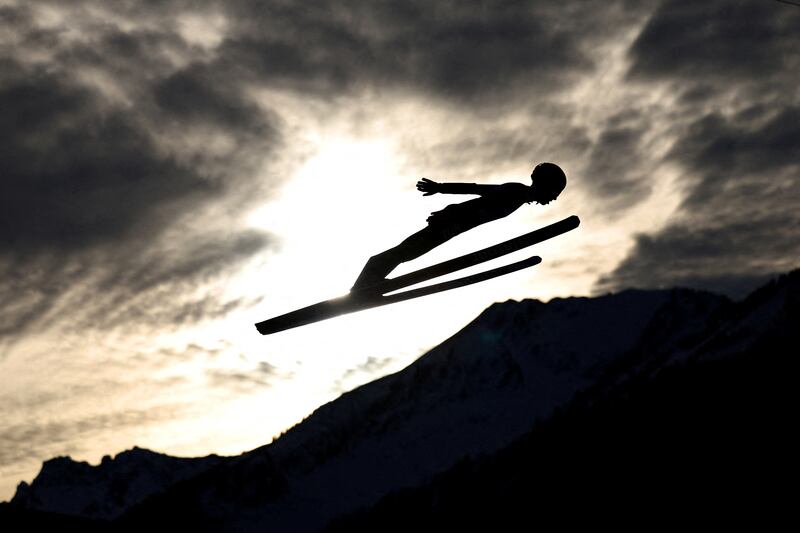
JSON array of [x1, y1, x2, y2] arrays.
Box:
[[217, 0, 645, 103], [594, 222, 797, 298], [57, 27, 191, 82], [584, 123, 652, 210], [0, 20, 277, 253], [596, 0, 800, 297], [0, 61, 213, 251], [671, 106, 800, 187], [155, 65, 264, 131], [56, 0, 612, 104], [628, 0, 800, 86], [0, 2, 281, 340], [596, 106, 800, 298], [0, 8, 277, 251]]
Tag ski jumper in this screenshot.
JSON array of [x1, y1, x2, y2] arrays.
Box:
[[352, 182, 531, 290]]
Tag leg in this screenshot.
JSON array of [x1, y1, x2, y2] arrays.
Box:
[[351, 225, 453, 291]]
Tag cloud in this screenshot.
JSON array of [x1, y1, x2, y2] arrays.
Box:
[[583, 119, 652, 210], [0, 8, 278, 253], [0, 403, 187, 470], [411, 116, 593, 178], [155, 343, 226, 363], [0, 60, 210, 251], [343, 356, 394, 378], [0, 2, 281, 340], [596, 106, 800, 298], [594, 220, 798, 298], [0, 229, 271, 341], [2, 0, 645, 341], [672, 106, 800, 186], [333, 356, 395, 393], [4, 0, 794, 330], [216, 0, 647, 104], [628, 0, 800, 87], [207, 360, 290, 391], [593, 0, 800, 297], [154, 65, 265, 132]]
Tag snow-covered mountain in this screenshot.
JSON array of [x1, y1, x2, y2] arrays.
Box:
[[4, 270, 796, 530], [9, 447, 225, 520], [328, 270, 798, 530]]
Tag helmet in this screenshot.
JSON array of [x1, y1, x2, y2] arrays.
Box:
[[530, 162, 566, 204]]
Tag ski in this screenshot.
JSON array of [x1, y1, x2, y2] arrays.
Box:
[[255, 254, 542, 335], [254, 215, 579, 335], [350, 215, 579, 297]]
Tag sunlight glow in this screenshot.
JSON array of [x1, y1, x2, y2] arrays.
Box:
[[242, 134, 588, 383], [247, 138, 408, 299]]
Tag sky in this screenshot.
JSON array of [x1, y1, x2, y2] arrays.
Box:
[[1, 0, 798, 500]]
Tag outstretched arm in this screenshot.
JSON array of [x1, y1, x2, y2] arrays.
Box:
[[416, 178, 501, 196]]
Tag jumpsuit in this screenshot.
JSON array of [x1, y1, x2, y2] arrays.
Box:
[[352, 182, 531, 290]]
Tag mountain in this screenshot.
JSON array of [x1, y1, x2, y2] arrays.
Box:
[[328, 272, 797, 530], [7, 447, 226, 521], [4, 269, 797, 530]]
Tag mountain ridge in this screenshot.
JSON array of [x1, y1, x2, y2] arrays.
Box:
[[328, 273, 797, 529], [4, 269, 797, 530]]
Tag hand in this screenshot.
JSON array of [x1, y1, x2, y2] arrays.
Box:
[[416, 177, 440, 196]]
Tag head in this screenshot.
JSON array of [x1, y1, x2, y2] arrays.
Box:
[[529, 162, 566, 204]]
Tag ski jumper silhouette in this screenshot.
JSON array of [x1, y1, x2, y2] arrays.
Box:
[[255, 162, 577, 335], [351, 162, 567, 292]]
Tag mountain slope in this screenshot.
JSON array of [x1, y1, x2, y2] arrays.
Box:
[[9, 447, 225, 520], [8, 270, 796, 531], [327, 271, 798, 529], [124, 289, 723, 532]]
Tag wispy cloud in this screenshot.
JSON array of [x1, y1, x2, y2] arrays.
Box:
[[207, 360, 291, 392], [596, 0, 800, 297], [0, 2, 280, 342]]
